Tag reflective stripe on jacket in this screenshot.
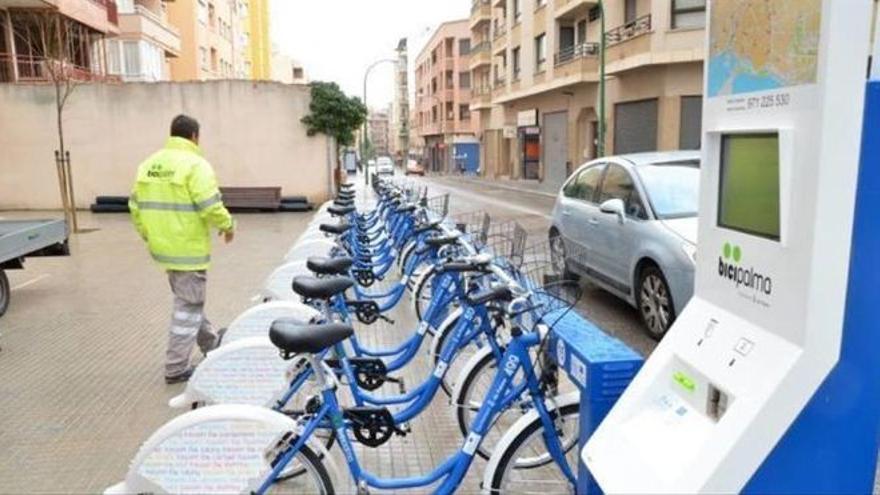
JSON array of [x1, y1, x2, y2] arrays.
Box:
[[129, 137, 234, 271]]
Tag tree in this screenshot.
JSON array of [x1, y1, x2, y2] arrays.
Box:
[[13, 10, 95, 232], [301, 81, 367, 149]]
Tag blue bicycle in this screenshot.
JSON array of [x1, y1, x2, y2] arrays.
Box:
[[255, 278, 583, 494]]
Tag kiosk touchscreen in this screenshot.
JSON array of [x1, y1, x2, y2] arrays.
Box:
[[583, 1, 879, 493]]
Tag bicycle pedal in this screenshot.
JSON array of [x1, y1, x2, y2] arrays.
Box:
[[395, 422, 411, 436]]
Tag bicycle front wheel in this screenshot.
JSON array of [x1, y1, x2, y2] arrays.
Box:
[[484, 401, 581, 495], [266, 443, 336, 495]]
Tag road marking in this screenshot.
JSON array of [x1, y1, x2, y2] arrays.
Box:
[[426, 181, 552, 219], [11, 274, 50, 291]]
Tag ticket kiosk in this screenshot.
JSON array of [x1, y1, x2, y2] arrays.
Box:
[[583, 1, 880, 492]]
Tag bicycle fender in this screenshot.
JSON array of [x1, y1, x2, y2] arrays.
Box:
[[480, 391, 581, 494], [261, 260, 312, 301], [450, 345, 495, 405], [223, 300, 321, 345], [428, 306, 465, 359], [105, 404, 342, 495]]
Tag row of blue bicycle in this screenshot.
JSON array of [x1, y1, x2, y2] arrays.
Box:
[[107, 176, 584, 494]]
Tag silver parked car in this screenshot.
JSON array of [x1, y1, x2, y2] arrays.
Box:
[[549, 151, 699, 340]]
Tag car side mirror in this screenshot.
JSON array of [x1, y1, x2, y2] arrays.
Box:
[[599, 198, 626, 224]]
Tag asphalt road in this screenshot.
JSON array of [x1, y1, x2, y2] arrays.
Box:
[[409, 174, 658, 357]]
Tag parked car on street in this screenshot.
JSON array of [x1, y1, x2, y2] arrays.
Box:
[[549, 151, 700, 340], [405, 159, 425, 176], [376, 156, 394, 175]]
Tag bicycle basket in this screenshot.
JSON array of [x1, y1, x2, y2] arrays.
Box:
[[514, 241, 583, 331], [424, 193, 450, 219], [484, 220, 528, 263], [452, 210, 492, 246]]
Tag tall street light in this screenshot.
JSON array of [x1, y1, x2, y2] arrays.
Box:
[[598, 0, 607, 158], [363, 58, 397, 185]]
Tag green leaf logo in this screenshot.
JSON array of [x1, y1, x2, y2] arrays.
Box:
[[722, 243, 742, 262]]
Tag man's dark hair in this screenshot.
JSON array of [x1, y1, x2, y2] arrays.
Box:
[[170, 114, 200, 141]]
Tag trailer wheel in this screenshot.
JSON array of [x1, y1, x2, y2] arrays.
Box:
[[0, 270, 9, 318]]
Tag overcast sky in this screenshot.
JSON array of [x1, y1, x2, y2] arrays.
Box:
[[271, 0, 471, 110]]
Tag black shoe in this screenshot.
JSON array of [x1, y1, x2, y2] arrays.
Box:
[[165, 367, 195, 385]]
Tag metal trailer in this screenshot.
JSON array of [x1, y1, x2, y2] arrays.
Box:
[[0, 219, 69, 318]]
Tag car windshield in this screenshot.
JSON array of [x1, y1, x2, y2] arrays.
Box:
[[637, 162, 700, 219]]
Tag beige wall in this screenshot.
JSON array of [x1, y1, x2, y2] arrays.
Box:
[[0, 81, 333, 210]]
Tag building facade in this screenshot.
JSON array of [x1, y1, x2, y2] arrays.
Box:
[[389, 38, 410, 163], [166, 0, 249, 81], [247, 0, 269, 79], [0, 0, 121, 83], [413, 19, 477, 173], [469, 0, 705, 191], [368, 109, 391, 157], [110, 0, 181, 82]]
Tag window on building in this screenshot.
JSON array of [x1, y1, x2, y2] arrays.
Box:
[[210, 47, 217, 71], [106, 40, 122, 75], [446, 101, 454, 121], [431, 77, 437, 94], [459, 104, 471, 120], [445, 70, 454, 89], [512, 46, 521, 79], [208, 2, 216, 28], [459, 71, 471, 89], [459, 38, 471, 55], [536, 0, 546, 8], [123, 41, 140, 76], [671, 0, 706, 29], [588, 6, 601, 22], [293, 67, 304, 79], [534, 34, 546, 72], [513, 0, 522, 22], [625, 0, 637, 23], [200, 47, 208, 68], [445, 37, 454, 58], [432, 106, 438, 123]]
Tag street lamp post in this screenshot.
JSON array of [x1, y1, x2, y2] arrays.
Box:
[[363, 58, 397, 185], [598, 0, 607, 158]]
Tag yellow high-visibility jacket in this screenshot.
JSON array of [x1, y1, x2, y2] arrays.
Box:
[[129, 137, 234, 271]]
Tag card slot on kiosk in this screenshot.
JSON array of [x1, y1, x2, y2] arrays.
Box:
[[583, 1, 880, 493]]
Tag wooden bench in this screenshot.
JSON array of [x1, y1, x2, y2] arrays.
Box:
[[219, 187, 282, 212]]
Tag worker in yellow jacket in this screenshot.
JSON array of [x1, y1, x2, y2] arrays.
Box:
[[129, 115, 235, 384]]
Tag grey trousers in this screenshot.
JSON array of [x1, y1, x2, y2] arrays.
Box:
[[166, 270, 219, 377]]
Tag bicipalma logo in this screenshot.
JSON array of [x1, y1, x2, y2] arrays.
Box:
[[718, 242, 773, 296], [147, 164, 174, 179]]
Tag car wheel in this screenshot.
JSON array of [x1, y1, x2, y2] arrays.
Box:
[[637, 264, 675, 340], [548, 230, 579, 282], [0, 270, 9, 318]]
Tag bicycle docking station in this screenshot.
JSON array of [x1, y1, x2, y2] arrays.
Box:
[[547, 311, 643, 495], [583, 2, 880, 493]]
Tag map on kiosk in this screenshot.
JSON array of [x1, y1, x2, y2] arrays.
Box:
[[708, 0, 821, 97]]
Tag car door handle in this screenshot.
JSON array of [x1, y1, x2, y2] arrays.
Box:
[[588, 218, 599, 226]]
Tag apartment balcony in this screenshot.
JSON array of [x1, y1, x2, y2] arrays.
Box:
[[493, 27, 507, 52], [0, 53, 120, 83], [553, 42, 599, 82], [469, 0, 491, 30], [0, 0, 120, 34], [468, 41, 491, 70], [605, 14, 653, 68], [118, 4, 181, 56], [553, 0, 597, 21], [470, 84, 493, 110], [492, 0, 504, 7]]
